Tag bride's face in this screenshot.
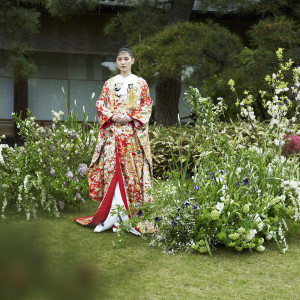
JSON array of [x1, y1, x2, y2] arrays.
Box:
[[116, 52, 135, 73]]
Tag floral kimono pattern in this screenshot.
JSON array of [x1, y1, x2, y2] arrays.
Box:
[[74, 75, 153, 228]]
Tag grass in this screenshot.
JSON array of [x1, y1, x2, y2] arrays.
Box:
[[1, 200, 300, 300]]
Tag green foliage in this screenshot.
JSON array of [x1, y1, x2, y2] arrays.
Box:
[[247, 15, 300, 51], [0, 5, 40, 34], [132, 21, 243, 81], [45, 0, 99, 19], [151, 124, 300, 255], [104, 0, 166, 46], [7, 42, 38, 79], [201, 47, 299, 120], [251, 0, 300, 18], [0, 98, 98, 220]]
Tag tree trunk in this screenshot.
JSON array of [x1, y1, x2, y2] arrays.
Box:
[[167, 0, 195, 25], [155, 0, 195, 126], [155, 75, 181, 126]]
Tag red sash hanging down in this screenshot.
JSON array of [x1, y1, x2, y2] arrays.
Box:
[[74, 149, 129, 227]]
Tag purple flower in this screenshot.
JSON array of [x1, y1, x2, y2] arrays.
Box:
[[211, 175, 214, 180], [50, 168, 55, 177], [66, 171, 74, 179], [78, 163, 88, 177], [158, 236, 163, 241], [154, 217, 161, 222], [237, 182, 241, 187], [177, 206, 181, 212], [168, 247, 173, 252], [176, 215, 181, 221], [193, 205, 199, 210], [74, 177, 79, 183], [243, 177, 250, 186], [194, 184, 199, 192], [137, 209, 143, 217], [220, 170, 225, 175], [63, 181, 67, 186], [171, 221, 178, 227], [184, 200, 190, 207]]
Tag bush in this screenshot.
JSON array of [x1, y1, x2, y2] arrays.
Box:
[[0, 108, 98, 220]]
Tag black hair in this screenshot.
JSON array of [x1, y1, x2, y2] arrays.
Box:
[[116, 45, 134, 58]]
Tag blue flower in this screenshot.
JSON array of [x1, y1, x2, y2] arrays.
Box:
[[158, 236, 163, 241], [168, 247, 173, 252], [193, 205, 199, 210], [184, 200, 190, 206], [211, 175, 214, 180], [243, 177, 250, 186], [237, 182, 241, 187], [220, 170, 225, 175], [194, 184, 199, 192], [176, 215, 181, 221], [137, 209, 143, 217], [171, 221, 178, 227], [154, 217, 161, 222], [177, 206, 181, 212]]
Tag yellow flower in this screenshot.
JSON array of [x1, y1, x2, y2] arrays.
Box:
[[228, 79, 235, 92], [276, 48, 284, 60]]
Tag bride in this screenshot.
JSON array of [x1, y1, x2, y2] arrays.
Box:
[[74, 45, 153, 234]]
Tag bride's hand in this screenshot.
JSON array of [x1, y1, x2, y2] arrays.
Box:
[[119, 114, 132, 125]]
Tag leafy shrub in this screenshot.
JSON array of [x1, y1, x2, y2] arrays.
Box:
[[0, 108, 98, 220]]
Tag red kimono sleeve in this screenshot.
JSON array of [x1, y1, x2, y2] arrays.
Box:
[[96, 81, 114, 129]]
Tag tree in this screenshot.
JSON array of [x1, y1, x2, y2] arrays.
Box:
[[132, 22, 243, 124], [104, 0, 300, 125], [0, 1, 41, 80]]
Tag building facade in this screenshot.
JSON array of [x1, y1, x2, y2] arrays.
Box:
[[0, 3, 255, 144]]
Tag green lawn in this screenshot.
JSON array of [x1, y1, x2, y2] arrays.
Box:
[[2, 200, 300, 300]]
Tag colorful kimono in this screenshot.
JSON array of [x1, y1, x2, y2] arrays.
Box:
[[74, 74, 153, 233]]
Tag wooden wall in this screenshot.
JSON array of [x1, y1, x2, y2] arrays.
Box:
[[0, 11, 123, 54]]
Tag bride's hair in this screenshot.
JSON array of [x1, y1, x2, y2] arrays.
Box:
[[116, 45, 134, 58]]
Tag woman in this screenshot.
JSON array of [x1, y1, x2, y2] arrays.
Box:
[[74, 45, 153, 234]]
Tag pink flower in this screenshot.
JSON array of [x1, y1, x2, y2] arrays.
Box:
[[282, 134, 300, 156]]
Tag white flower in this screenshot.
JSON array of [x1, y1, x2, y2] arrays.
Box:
[[92, 92, 95, 99], [215, 202, 224, 213], [245, 229, 257, 241]]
